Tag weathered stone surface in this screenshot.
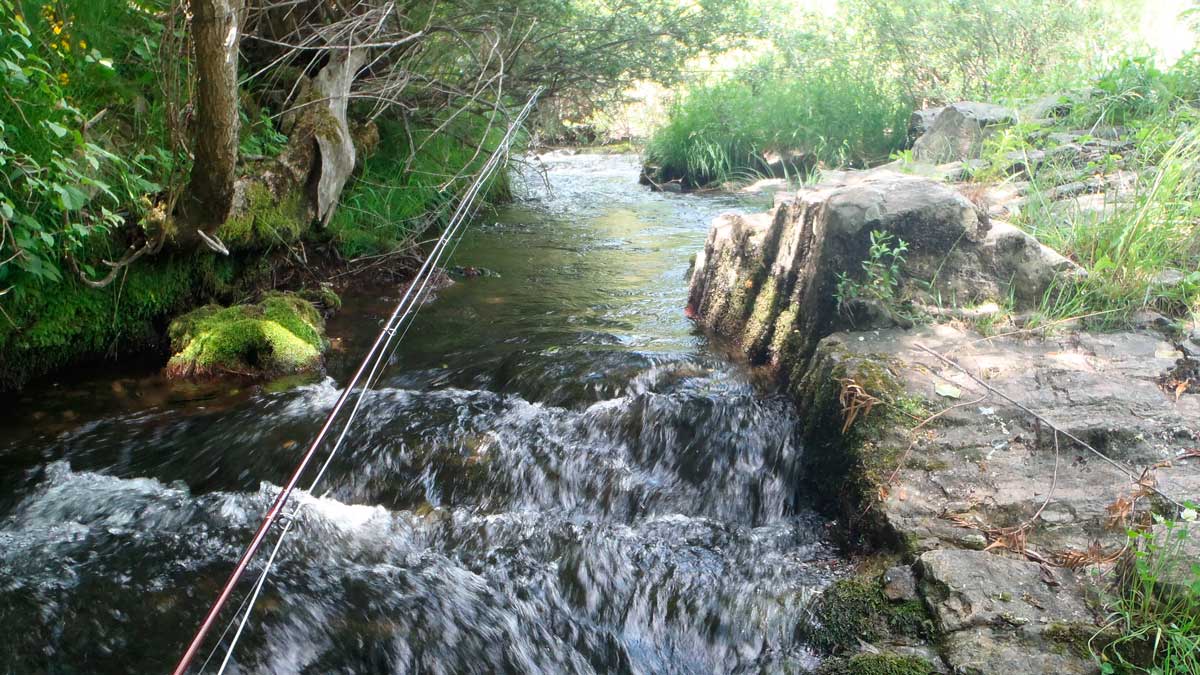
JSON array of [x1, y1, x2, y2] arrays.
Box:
[[913, 103, 1015, 164], [687, 172, 1082, 367], [919, 549, 1092, 632], [807, 326, 1200, 555], [941, 626, 1098, 675], [909, 106, 945, 143], [882, 565, 918, 602]]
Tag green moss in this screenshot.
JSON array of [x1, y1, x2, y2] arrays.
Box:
[[165, 293, 325, 378], [802, 577, 891, 652], [743, 279, 780, 358], [300, 283, 342, 311], [799, 561, 935, 654], [1044, 621, 1098, 660], [218, 184, 305, 249], [0, 253, 201, 389], [814, 653, 935, 675]]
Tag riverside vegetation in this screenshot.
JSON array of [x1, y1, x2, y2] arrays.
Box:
[[3, 1, 1200, 674], [0, 0, 750, 386]]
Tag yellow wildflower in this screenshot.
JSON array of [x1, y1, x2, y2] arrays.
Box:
[[78, 40, 87, 49], [52, 23, 62, 35], [61, 39, 70, 52], [58, 72, 68, 86]]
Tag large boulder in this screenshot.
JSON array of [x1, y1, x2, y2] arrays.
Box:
[[908, 106, 945, 144], [912, 103, 1016, 164], [686, 171, 1080, 369]]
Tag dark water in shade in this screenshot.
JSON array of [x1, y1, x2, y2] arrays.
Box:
[[0, 154, 839, 674]]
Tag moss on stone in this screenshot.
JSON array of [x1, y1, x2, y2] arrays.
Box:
[[165, 292, 325, 378], [803, 577, 889, 651], [814, 653, 935, 675], [1044, 621, 1099, 660], [218, 184, 305, 249], [800, 564, 935, 654]]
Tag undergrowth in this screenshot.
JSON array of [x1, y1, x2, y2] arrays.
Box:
[[1009, 58, 1200, 328], [328, 114, 518, 259], [1093, 507, 1200, 674], [644, 57, 910, 186]]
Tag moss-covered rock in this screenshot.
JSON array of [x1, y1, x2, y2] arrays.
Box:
[[800, 572, 934, 655], [814, 653, 935, 675], [165, 292, 326, 378]]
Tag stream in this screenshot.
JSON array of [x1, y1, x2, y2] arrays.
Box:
[[0, 154, 838, 674]]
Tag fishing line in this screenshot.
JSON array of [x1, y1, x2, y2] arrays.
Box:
[[177, 87, 542, 675]]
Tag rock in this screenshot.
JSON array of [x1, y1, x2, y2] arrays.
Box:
[[919, 550, 1093, 632], [686, 171, 1082, 368], [912, 103, 1015, 164], [920, 550, 1099, 674], [1023, 93, 1074, 121], [982, 221, 1085, 306], [165, 292, 327, 379], [909, 106, 945, 143], [941, 626, 1099, 675], [882, 565, 918, 602], [1151, 268, 1187, 286], [800, 326, 1200, 556]]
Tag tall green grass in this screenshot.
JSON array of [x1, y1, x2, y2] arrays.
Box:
[[644, 60, 911, 186], [1023, 124, 1200, 327], [328, 114, 517, 259]]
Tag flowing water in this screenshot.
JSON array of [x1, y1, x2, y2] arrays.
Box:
[[0, 154, 838, 674]]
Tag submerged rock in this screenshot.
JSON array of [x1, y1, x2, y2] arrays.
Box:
[[165, 292, 327, 378], [912, 102, 1015, 164]]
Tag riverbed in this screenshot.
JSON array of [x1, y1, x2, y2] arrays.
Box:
[[0, 154, 838, 673]]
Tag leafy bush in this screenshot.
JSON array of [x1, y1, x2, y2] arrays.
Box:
[[0, 0, 174, 295]]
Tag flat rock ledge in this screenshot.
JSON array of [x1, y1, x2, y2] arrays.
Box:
[[685, 171, 1199, 674]]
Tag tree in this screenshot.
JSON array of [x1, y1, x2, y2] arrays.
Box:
[[181, 0, 243, 235]]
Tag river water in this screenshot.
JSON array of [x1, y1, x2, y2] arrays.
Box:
[[0, 154, 837, 674]]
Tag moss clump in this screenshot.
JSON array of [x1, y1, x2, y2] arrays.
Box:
[[218, 184, 305, 249], [300, 283, 342, 312], [800, 574, 935, 654], [0, 253, 201, 389], [814, 653, 935, 675], [166, 292, 325, 378], [802, 577, 888, 651]]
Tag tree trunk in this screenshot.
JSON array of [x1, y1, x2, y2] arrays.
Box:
[[182, 0, 243, 232]]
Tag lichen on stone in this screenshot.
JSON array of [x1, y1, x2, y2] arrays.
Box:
[[165, 292, 326, 378]]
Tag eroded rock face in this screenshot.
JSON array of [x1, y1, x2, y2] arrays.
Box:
[[912, 103, 1016, 164], [686, 171, 1080, 369]]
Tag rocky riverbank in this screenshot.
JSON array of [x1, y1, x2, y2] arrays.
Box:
[[684, 150, 1200, 673]]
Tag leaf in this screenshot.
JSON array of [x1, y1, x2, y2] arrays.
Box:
[[45, 121, 69, 138], [935, 383, 962, 399]]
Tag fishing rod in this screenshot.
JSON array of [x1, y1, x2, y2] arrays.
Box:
[[171, 87, 543, 675]]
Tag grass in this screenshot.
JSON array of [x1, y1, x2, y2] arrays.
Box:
[[1093, 509, 1200, 674], [327, 114, 517, 259], [644, 59, 911, 187], [1019, 123, 1200, 329]]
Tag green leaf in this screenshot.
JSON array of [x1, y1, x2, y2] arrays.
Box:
[[45, 121, 69, 138]]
